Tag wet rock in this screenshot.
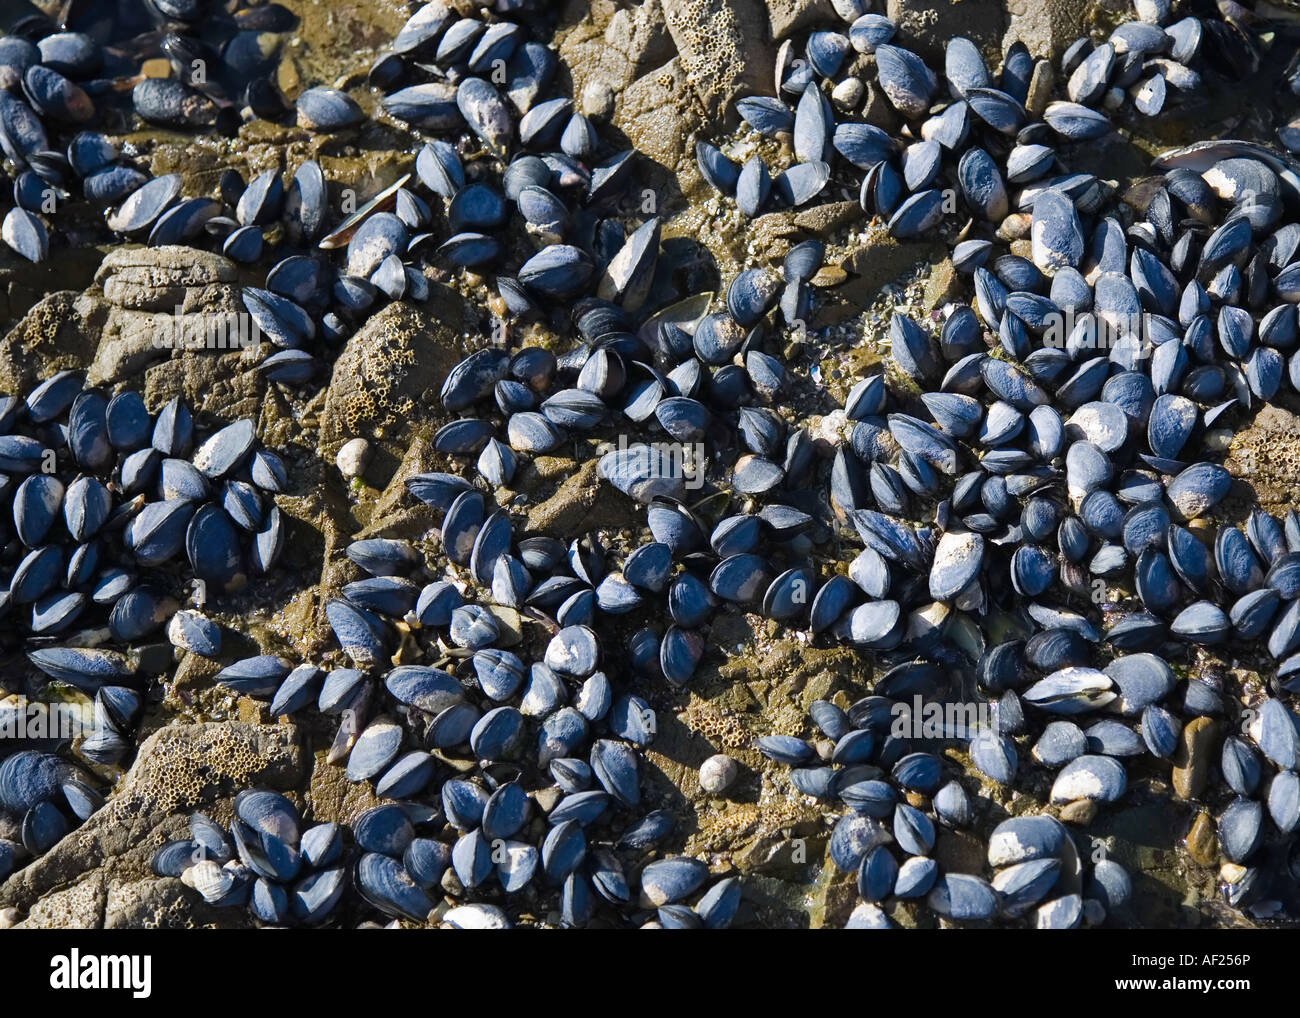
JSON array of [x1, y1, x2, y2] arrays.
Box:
[[924, 257, 961, 311], [94, 306, 251, 388], [1061, 798, 1098, 825], [523, 457, 641, 536], [887, 0, 1007, 65], [140, 348, 267, 430], [935, 828, 988, 874], [618, 59, 704, 184], [794, 201, 862, 236], [861, 80, 901, 132], [0, 246, 102, 324], [368, 428, 441, 526], [1002, 0, 1087, 61], [768, 0, 837, 40], [102, 876, 256, 929], [832, 226, 945, 314], [560, 0, 676, 124], [744, 211, 804, 263], [264, 445, 360, 627], [319, 298, 464, 461], [1185, 811, 1218, 867], [744, 871, 820, 928]]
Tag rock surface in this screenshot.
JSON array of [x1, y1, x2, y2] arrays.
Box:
[[319, 299, 465, 460], [89, 246, 246, 386], [1226, 404, 1300, 517], [888, 0, 1008, 63]]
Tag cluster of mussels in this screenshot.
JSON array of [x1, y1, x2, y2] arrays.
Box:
[[1, 0, 1300, 930], [2, 0, 664, 391], [0, 370, 284, 880], [152, 793, 349, 925], [694, 0, 1258, 233], [684, 0, 1300, 924], [155, 789, 741, 928], [0, 373, 287, 645], [0, 0, 724, 928], [176, 478, 746, 927]]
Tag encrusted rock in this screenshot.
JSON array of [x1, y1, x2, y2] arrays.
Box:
[[1002, 0, 1087, 60], [1225, 405, 1300, 517], [86, 246, 245, 385], [319, 298, 464, 459], [0, 290, 105, 393], [767, 0, 836, 40], [661, 0, 776, 116], [95, 246, 238, 313]]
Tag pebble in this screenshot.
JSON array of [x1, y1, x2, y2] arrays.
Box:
[[1185, 811, 1218, 866], [1172, 716, 1217, 799], [1025, 60, 1055, 117], [832, 78, 865, 111]]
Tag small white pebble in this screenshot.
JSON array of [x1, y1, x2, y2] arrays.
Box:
[[1134, 0, 1170, 24], [1203, 428, 1233, 453]]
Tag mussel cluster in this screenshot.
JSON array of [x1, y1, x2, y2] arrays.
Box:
[[695, 0, 1262, 234], [152, 793, 348, 925], [0, 369, 289, 878], [4, 0, 1300, 930], [684, 0, 1300, 924], [190, 497, 747, 927], [0, 375, 285, 645], [374, 0, 660, 312], [1, 0, 668, 392], [156, 790, 741, 928], [0, 750, 103, 877]]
